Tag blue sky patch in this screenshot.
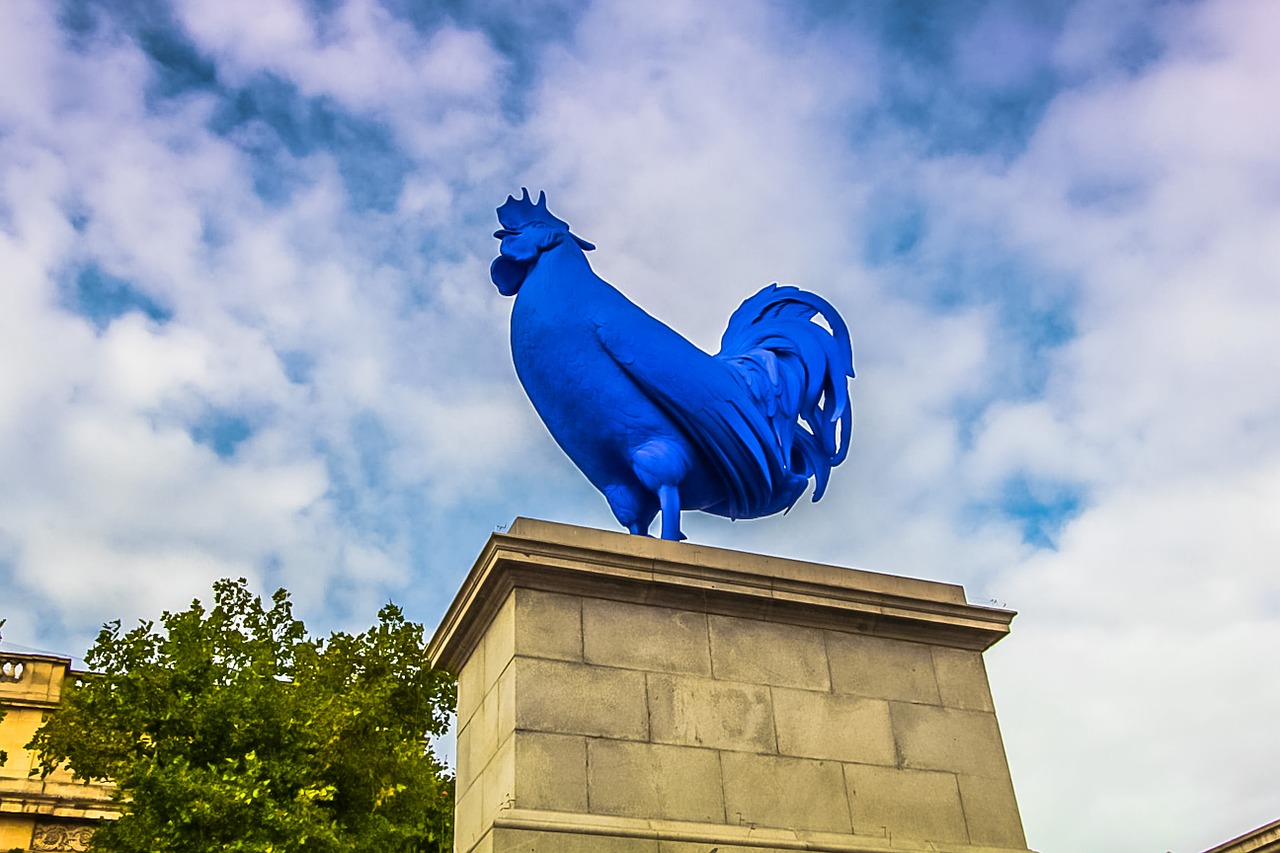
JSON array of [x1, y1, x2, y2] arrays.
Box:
[[996, 474, 1084, 548], [319, 413, 403, 544], [862, 196, 927, 266], [378, 0, 586, 120], [190, 410, 254, 459], [821, 1, 1068, 159], [278, 350, 316, 385], [209, 75, 412, 212], [62, 264, 172, 331], [59, 0, 217, 102]]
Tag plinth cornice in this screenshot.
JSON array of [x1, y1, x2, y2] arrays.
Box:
[[429, 518, 1015, 673]]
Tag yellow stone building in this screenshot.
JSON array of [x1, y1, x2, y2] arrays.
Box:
[[0, 651, 115, 853], [1204, 818, 1280, 853]]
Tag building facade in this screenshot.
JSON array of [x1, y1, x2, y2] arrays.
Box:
[[1203, 818, 1280, 853], [0, 651, 115, 853]]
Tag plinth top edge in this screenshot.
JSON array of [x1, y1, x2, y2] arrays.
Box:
[[428, 518, 1017, 672], [506, 517, 967, 604]]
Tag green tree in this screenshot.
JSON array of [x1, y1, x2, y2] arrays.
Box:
[[28, 579, 455, 853]]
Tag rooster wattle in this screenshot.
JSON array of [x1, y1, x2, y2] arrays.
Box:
[[492, 189, 854, 541]]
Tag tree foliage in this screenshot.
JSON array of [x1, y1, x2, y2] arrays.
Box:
[[28, 579, 455, 853]]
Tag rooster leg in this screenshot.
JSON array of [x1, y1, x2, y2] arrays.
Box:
[[657, 484, 685, 542], [630, 440, 690, 541]]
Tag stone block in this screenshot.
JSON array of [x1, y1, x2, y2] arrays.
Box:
[[496, 663, 515, 740], [708, 615, 830, 691], [456, 646, 485, 728], [0, 822, 33, 851], [514, 732, 587, 813], [826, 631, 940, 704], [958, 773, 1028, 849], [932, 647, 996, 712], [468, 830, 493, 853], [647, 673, 775, 753], [513, 657, 648, 740], [844, 762, 968, 844], [720, 752, 852, 834], [583, 599, 711, 675], [455, 695, 492, 799], [466, 684, 501, 788], [891, 703, 1012, 780], [772, 687, 895, 766], [493, 829, 659, 853], [454, 779, 484, 853], [483, 593, 516, 694], [587, 739, 725, 823], [482, 734, 515, 821], [514, 589, 583, 662], [456, 718, 475, 796], [658, 845, 812, 853]]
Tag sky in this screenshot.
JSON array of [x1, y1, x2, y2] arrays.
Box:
[[1, 0, 1278, 849]]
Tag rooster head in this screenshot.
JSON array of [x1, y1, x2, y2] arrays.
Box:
[[491, 189, 595, 296]]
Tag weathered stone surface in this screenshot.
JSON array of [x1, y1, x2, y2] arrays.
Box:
[[456, 647, 485, 729], [587, 739, 724, 823], [429, 518, 1013, 675], [513, 657, 648, 740], [455, 718, 475, 796], [583, 599, 711, 675], [845, 762, 968, 844], [826, 631, 940, 704], [465, 684, 502, 791], [709, 615, 830, 690], [454, 780, 484, 853], [891, 703, 1012, 780], [481, 735, 515, 830], [466, 830, 493, 853], [720, 752, 852, 834], [933, 647, 996, 712], [514, 589, 582, 662], [959, 773, 1029, 849], [492, 829, 659, 853], [647, 673, 775, 753], [496, 664, 515, 743], [514, 732, 587, 813], [483, 593, 516, 693], [772, 687, 895, 766], [655, 840, 824, 845]]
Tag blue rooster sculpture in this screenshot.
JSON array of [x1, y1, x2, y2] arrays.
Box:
[[492, 189, 854, 541]]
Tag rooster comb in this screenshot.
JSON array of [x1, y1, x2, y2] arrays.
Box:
[[497, 188, 570, 231]]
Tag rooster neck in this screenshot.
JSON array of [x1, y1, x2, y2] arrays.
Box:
[[527, 242, 595, 290], [513, 242, 627, 321]]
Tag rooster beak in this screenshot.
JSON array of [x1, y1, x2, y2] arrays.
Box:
[[494, 229, 517, 239]]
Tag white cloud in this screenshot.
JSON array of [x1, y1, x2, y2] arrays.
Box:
[[174, 0, 508, 161], [0, 0, 522, 649]]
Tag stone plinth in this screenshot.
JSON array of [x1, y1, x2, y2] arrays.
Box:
[[429, 518, 1032, 853]]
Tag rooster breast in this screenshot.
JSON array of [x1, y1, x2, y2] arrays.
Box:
[[509, 267, 720, 521]]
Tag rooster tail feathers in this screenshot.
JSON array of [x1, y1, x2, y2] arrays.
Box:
[[718, 284, 855, 500]]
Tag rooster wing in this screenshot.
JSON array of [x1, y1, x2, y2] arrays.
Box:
[[594, 284, 853, 521]]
